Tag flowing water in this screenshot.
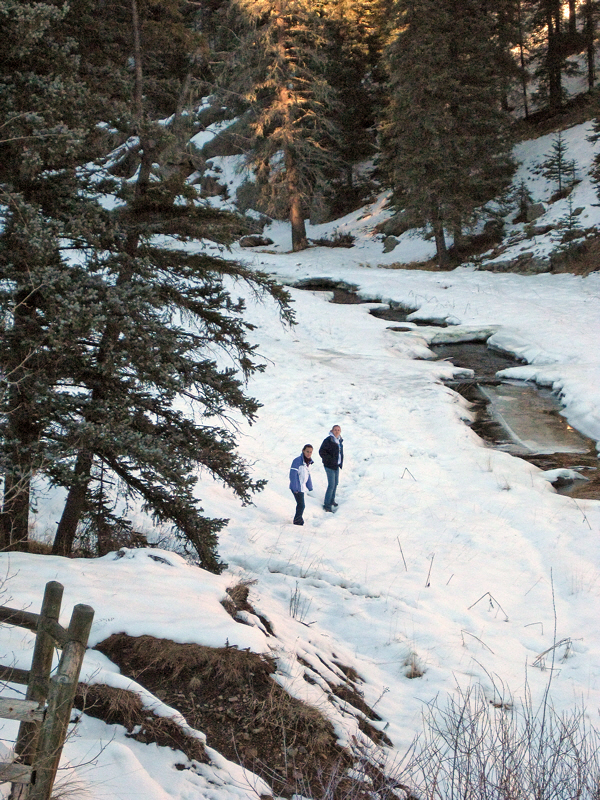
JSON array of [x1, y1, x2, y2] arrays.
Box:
[[293, 282, 599, 498], [436, 343, 599, 498]]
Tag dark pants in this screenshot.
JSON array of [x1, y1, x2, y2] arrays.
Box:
[[324, 467, 339, 509], [292, 491, 305, 524]]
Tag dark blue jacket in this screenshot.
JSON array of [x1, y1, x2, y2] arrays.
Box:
[[289, 455, 314, 493], [319, 434, 343, 470]]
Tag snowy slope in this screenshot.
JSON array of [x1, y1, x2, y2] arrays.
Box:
[[2, 121, 600, 799]]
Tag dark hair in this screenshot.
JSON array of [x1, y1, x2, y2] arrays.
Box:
[[302, 444, 313, 451]]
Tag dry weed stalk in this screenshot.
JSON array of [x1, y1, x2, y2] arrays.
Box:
[[401, 684, 600, 800]]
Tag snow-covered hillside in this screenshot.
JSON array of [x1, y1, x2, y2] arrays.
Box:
[[2, 121, 600, 799]]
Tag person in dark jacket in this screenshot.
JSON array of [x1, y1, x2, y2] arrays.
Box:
[[319, 425, 343, 512], [289, 445, 314, 525]]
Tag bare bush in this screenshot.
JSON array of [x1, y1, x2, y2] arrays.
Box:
[[289, 581, 312, 623], [401, 684, 600, 800]]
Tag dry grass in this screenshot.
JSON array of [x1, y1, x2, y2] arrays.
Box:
[[299, 655, 393, 748], [221, 579, 257, 617], [402, 652, 425, 680], [95, 634, 355, 798], [380, 258, 442, 271], [401, 684, 600, 800], [26, 540, 54, 555], [74, 683, 208, 764], [331, 684, 392, 747], [97, 633, 276, 689], [221, 579, 275, 635]]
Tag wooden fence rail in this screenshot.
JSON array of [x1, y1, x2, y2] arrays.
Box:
[[0, 581, 94, 800]]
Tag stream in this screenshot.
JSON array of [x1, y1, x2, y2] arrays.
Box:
[[436, 343, 599, 498], [293, 281, 600, 500]]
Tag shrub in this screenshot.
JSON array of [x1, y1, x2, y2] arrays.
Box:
[[400, 684, 600, 800]]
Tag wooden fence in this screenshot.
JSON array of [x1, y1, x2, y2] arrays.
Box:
[[0, 581, 94, 800]]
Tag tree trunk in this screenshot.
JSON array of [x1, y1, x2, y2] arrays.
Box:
[[52, 1, 148, 555], [452, 222, 464, 252], [546, 0, 563, 112], [52, 451, 94, 556], [1, 383, 36, 550], [568, 0, 577, 34], [431, 204, 449, 268], [131, 0, 144, 126], [517, 0, 529, 119], [290, 194, 308, 251], [518, 0, 529, 117], [1, 283, 42, 551], [585, 0, 596, 90], [286, 152, 308, 251], [1, 473, 31, 552]]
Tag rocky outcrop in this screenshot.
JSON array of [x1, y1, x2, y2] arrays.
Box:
[[526, 202, 547, 222], [375, 210, 415, 237], [479, 251, 551, 274]]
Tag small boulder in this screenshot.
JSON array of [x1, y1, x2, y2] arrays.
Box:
[[382, 235, 399, 253], [483, 219, 505, 237], [239, 235, 274, 248], [526, 202, 546, 222], [376, 210, 414, 237]]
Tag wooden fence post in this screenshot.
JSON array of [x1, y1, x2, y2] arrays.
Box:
[[27, 603, 94, 800], [9, 582, 64, 800]]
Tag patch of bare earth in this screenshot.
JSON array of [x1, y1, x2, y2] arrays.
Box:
[[74, 683, 208, 764], [93, 634, 402, 799]]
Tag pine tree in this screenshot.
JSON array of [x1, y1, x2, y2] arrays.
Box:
[[0, 0, 293, 569], [0, 0, 109, 550], [226, 0, 343, 251], [318, 0, 390, 187], [559, 193, 583, 238], [527, 0, 565, 111], [489, 0, 530, 114], [586, 115, 600, 200], [51, 0, 292, 570], [583, 0, 600, 90], [538, 131, 577, 193], [527, 0, 591, 112], [380, 0, 515, 266]]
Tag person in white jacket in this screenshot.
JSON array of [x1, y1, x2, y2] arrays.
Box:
[[289, 445, 314, 525]]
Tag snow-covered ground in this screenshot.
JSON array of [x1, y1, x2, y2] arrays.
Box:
[[2, 122, 600, 799]]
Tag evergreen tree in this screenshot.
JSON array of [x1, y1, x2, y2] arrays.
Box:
[[586, 115, 600, 198], [538, 131, 577, 192], [514, 178, 533, 220], [559, 192, 583, 238], [0, 0, 292, 569], [226, 0, 343, 251], [527, 0, 591, 112], [490, 0, 532, 115], [583, 0, 600, 90], [529, 0, 565, 112], [318, 0, 390, 188], [0, 0, 108, 550], [380, 0, 515, 266]]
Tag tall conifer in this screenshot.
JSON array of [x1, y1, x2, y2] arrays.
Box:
[[0, 0, 107, 549], [227, 0, 342, 251], [381, 0, 514, 266], [0, 0, 292, 569]]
